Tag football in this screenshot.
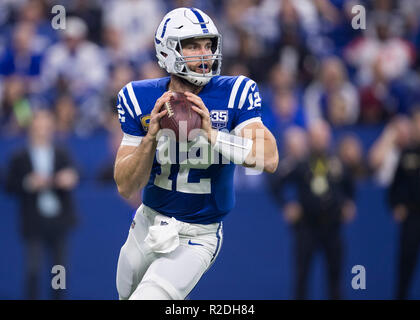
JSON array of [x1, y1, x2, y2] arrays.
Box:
[[159, 92, 202, 141]]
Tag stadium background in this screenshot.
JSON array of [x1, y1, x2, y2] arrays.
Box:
[[1, 0, 420, 299]]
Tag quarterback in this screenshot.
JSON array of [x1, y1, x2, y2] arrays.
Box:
[[114, 7, 278, 300]]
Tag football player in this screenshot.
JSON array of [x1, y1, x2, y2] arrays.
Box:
[[114, 7, 278, 300]]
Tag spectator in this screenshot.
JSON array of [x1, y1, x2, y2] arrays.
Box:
[[282, 125, 309, 161], [270, 89, 306, 150], [261, 65, 306, 139], [5, 109, 79, 299], [304, 56, 359, 127], [40, 16, 108, 134], [268, 120, 356, 299], [0, 21, 43, 81], [344, 11, 414, 86], [388, 108, 420, 299], [103, 0, 164, 61], [218, 0, 266, 81], [0, 75, 32, 136], [398, 0, 420, 71], [368, 115, 412, 186], [315, 0, 361, 54], [337, 133, 366, 180], [217, 0, 255, 61], [259, 0, 322, 40], [266, 0, 319, 86], [102, 26, 132, 70], [67, 0, 103, 45], [54, 94, 77, 140], [358, 57, 395, 124], [16, 0, 58, 51]]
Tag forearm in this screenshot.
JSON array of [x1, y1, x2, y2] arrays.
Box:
[[243, 136, 279, 173], [208, 126, 278, 173], [114, 135, 158, 199]]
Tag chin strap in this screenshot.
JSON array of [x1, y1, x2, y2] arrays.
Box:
[[177, 72, 212, 86]]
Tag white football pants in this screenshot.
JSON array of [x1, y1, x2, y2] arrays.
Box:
[[116, 204, 223, 300]]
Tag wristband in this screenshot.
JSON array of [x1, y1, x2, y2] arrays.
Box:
[[212, 131, 253, 164]]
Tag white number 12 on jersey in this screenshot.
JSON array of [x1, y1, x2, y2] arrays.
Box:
[[153, 137, 211, 194], [154, 163, 211, 194]]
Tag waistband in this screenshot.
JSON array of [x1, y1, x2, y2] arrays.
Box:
[[140, 204, 221, 237]]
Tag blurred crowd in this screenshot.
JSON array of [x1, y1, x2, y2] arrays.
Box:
[[1, 0, 420, 299], [2, 0, 420, 185], [1, 0, 420, 139]]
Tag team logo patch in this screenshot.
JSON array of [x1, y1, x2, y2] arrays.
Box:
[[210, 110, 228, 129], [141, 115, 151, 131]]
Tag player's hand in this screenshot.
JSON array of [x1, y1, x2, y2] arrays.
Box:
[[184, 91, 218, 145], [146, 91, 171, 140]]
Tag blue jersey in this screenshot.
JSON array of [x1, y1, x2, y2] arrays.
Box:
[[116, 75, 262, 224]]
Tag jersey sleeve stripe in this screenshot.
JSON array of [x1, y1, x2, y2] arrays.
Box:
[[121, 133, 143, 146], [238, 79, 256, 110], [233, 116, 263, 135], [118, 89, 135, 119], [127, 82, 142, 116], [117, 105, 125, 114], [228, 75, 246, 109]]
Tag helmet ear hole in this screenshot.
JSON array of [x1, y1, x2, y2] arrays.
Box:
[[175, 43, 181, 54], [160, 52, 168, 57], [210, 37, 218, 53]]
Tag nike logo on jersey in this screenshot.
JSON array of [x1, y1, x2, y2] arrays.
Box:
[[188, 240, 203, 246]]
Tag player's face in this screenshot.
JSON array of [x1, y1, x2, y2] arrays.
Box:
[[181, 38, 214, 74]]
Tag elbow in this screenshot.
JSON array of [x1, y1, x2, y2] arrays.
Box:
[[115, 177, 145, 200], [263, 139, 279, 174], [117, 184, 134, 200], [264, 155, 279, 174], [114, 175, 135, 200]]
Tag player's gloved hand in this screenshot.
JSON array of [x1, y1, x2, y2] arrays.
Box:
[[146, 91, 172, 140], [184, 91, 218, 145]]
